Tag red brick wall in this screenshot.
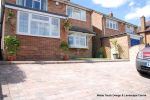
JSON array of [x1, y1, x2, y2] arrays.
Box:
[[146, 33, 150, 44], [103, 18, 126, 37], [6, 0, 92, 30], [70, 11, 92, 30], [91, 12, 103, 57], [102, 35, 130, 59], [3, 7, 92, 60], [48, 0, 66, 15], [5, 0, 16, 4], [3, 8, 68, 60]]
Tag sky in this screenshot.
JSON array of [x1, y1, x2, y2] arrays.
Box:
[[71, 0, 150, 26]]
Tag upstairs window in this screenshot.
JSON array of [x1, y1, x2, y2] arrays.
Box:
[[67, 6, 86, 21], [33, 0, 41, 9], [16, 0, 48, 11], [126, 25, 134, 34], [106, 19, 118, 30]]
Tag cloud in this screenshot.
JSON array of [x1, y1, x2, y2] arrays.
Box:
[[92, 0, 130, 8], [125, 2, 150, 20], [129, 1, 135, 7]]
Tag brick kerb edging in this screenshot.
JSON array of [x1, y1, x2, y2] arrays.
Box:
[[0, 59, 129, 65]]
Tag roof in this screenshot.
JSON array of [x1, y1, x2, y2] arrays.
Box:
[[138, 21, 150, 33], [93, 11, 137, 27], [70, 26, 95, 34], [101, 32, 142, 38], [146, 21, 150, 31], [146, 21, 150, 26], [104, 15, 137, 27], [100, 33, 127, 38]]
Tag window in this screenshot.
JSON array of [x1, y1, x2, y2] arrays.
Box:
[[68, 35, 87, 48], [33, 0, 41, 9], [67, 6, 86, 21], [18, 11, 60, 38], [126, 25, 134, 34], [74, 8, 81, 20], [106, 19, 118, 30], [16, 0, 47, 11], [51, 18, 59, 36], [19, 12, 29, 33]]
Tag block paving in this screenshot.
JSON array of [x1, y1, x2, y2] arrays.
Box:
[[0, 62, 150, 100]]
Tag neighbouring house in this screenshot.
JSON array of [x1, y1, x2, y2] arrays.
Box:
[[92, 11, 142, 59], [138, 16, 150, 44], [1, 0, 94, 60]]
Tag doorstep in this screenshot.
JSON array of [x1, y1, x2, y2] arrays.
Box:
[[0, 59, 129, 65]]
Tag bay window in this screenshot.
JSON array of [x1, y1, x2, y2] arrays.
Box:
[[67, 6, 86, 21], [17, 11, 60, 38], [16, 0, 47, 11], [68, 35, 87, 48]]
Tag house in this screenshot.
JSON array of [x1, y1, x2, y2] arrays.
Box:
[[92, 11, 142, 59], [138, 16, 150, 44], [1, 0, 94, 60]]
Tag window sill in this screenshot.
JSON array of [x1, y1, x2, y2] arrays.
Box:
[[106, 27, 118, 31], [16, 33, 60, 39], [69, 46, 89, 49], [69, 17, 86, 22]]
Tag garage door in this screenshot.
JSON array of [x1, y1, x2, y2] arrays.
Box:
[[131, 38, 140, 46]]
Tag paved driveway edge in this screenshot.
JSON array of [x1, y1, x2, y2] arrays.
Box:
[[0, 59, 129, 65]]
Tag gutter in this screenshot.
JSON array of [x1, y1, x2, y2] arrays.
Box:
[[137, 30, 150, 34], [100, 33, 128, 39]]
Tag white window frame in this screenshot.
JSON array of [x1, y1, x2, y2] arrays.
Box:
[[126, 25, 134, 34], [66, 6, 86, 21], [32, 0, 42, 10], [68, 34, 88, 49], [17, 11, 60, 39], [106, 19, 118, 30], [16, 0, 48, 11]]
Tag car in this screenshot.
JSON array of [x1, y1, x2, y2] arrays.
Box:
[[136, 44, 150, 74]]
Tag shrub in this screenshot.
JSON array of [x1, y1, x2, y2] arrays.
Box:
[[4, 35, 20, 56], [60, 41, 69, 52]]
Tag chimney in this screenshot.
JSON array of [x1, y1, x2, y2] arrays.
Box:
[[140, 16, 146, 44], [109, 12, 113, 17], [140, 16, 146, 32]]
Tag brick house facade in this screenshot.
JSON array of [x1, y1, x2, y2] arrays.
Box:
[[92, 11, 141, 59], [1, 0, 94, 60]]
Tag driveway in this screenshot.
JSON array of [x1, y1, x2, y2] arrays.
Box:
[[0, 62, 150, 100]]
